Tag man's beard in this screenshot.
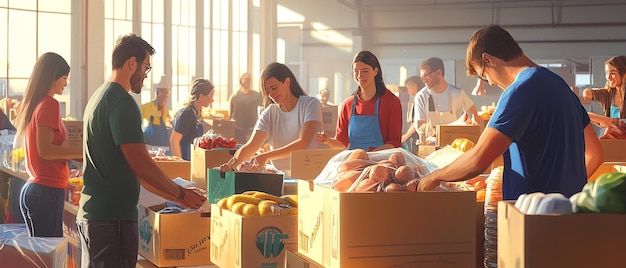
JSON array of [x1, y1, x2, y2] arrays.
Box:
[[130, 68, 144, 94]]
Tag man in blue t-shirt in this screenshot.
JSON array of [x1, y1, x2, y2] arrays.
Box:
[[418, 25, 603, 200]]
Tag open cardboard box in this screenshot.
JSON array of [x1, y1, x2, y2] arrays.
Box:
[[498, 201, 626, 267], [190, 146, 236, 189], [297, 180, 476, 268], [137, 203, 212, 267], [63, 120, 83, 150], [436, 125, 481, 146], [210, 204, 297, 268]]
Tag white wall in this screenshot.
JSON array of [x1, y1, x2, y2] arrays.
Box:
[[277, 0, 626, 111]]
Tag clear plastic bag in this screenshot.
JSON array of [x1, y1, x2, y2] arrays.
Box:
[[312, 148, 438, 189]]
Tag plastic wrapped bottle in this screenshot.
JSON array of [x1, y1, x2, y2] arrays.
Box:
[[484, 166, 503, 268]]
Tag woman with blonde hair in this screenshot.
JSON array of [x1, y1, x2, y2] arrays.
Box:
[[169, 78, 215, 160], [14, 52, 82, 237]]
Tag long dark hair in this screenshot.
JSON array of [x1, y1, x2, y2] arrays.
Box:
[[353, 51, 387, 99], [260, 62, 307, 107], [605, 56, 626, 118], [15, 52, 70, 141]]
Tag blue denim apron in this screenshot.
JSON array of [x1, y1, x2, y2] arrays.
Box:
[[348, 97, 384, 150], [144, 115, 170, 146], [611, 105, 620, 118]]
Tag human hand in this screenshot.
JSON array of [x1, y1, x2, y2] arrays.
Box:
[[315, 132, 328, 144], [179, 187, 207, 209], [416, 174, 441, 191], [219, 157, 238, 172], [250, 154, 267, 167]]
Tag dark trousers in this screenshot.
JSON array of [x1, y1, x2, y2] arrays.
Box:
[[76, 219, 139, 268], [19, 181, 64, 237]]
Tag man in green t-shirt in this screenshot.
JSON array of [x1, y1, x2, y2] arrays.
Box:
[[77, 34, 206, 267]]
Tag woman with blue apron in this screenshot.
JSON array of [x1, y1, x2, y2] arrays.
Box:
[[348, 97, 384, 150], [315, 51, 403, 151]]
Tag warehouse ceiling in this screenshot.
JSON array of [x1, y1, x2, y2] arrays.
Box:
[[332, 0, 626, 76]]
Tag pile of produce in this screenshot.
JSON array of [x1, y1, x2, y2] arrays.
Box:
[[510, 172, 626, 215], [193, 132, 237, 150], [440, 176, 487, 201], [215, 191, 297, 217], [313, 148, 437, 193], [450, 137, 475, 152], [573, 172, 626, 213]]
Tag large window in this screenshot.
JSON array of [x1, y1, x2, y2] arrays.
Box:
[[104, 0, 133, 78], [205, 0, 249, 111], [141, 0, 165, 105], [171, 0, 196, 110], [0, 0, 72, 116]]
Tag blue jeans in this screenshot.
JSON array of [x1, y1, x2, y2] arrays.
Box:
[[76, 219, 138, 268], [19, 181, 64, 237]]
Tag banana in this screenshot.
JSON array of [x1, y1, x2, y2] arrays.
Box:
[[252, 192, 288, 205], [281, 195, 298, 208], [242, 203, 260, 217], [217, 198, 228, 210], [241, 190, 259, 195], [226, 194, 260, 210], [231, 202, 247, 215]]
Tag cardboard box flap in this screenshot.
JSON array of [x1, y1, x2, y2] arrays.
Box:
[[207, 169, 284, 203], [290, 149, 343, 180], [139, 178, 202, 207]]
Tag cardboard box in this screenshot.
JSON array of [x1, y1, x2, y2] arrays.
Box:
[[191, 146, 236, 189], [0, 224, 67, 267], [138, 203, 212, 267], [475, 202, 485, 268], [155, 160, 191, 180], [498, 201, 626, 268], [436, 125, 482, 146], [63, 120, 83, 149], [285, 250, 324, 268], [417, 145, 439, 158], [588, 162, 625, 182], [210, 205, 298, 268], [598, 140, 626, 162], [297, 180, 476, 268], [206, 169, 284, 204], [289, 149, 343, 180], [321, 106, 339, 138], [202, 119, 236, 139]]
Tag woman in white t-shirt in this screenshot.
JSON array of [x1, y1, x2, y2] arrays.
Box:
[[220, 62, 323, 173]]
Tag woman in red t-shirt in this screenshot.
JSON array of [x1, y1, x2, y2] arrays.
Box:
[[14, 52, 83, 237], [316, 51, 402, 151]]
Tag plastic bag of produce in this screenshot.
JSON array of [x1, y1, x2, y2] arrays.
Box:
[[312, 148, 438, 192]]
